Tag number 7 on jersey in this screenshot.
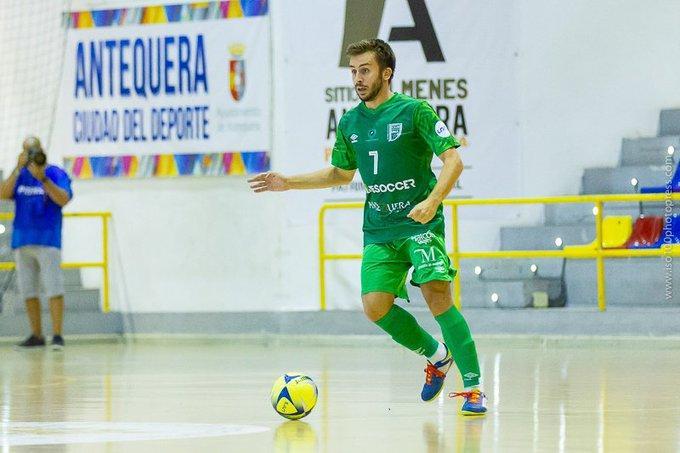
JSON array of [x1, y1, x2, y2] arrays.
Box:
[[368, 150, 379, 175]]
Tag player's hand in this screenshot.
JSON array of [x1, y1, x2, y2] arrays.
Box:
[[27, 162, 46, 182], [248, 172, 290, 193], [407, 198, 439, 224], [17, 150, 28, 168]]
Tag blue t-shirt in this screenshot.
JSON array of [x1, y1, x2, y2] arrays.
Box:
[[12, 165, 72, 249]]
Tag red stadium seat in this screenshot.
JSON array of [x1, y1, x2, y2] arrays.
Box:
[[624, 216, 663, 248]]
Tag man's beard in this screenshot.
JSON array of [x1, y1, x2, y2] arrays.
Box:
[[355, 79, 383, 102]]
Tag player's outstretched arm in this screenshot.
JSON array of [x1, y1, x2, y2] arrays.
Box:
[[407, 147, 463, 224], [248, 166, 356, 193]]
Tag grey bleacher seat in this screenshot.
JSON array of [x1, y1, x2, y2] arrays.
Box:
[[544, 203, 642, 225], [620, 136, 679, 167], [581, 166, 667, 194], [659, 109, 680, 136], [500, 224, 595, 250], [566, 258, 680, 306]]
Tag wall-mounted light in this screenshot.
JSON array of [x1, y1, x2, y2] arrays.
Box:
[[474, 266, 482, 276], [530, 264, 538, 274], [490, 293, 499, 303], [630, 177, 639, 193], [554, 237, 563, 248]]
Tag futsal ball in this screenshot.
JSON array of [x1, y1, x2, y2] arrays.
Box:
[[270, 373, 318, 420]]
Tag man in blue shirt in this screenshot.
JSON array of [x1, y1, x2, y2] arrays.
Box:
[[0, 136, 72, 349]]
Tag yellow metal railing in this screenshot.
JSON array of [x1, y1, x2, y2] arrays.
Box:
[[0, 211, 112, 312], [319, 194, 680, 312]]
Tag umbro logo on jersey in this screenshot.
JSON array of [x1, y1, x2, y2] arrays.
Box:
[[388, 123, 403, 142], [350, 134, 359, 143]]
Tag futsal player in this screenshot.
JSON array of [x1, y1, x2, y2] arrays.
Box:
[[249, 39, 486, 415]]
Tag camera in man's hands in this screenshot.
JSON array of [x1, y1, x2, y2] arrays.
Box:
[[26, 144, 47, 166]]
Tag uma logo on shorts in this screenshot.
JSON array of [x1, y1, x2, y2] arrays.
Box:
[[415, 246, 436, 262], [415, 246, 446, 273]]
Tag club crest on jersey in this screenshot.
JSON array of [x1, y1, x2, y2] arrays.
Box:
[[350, 133, 359, 143], [387, 123, 403, 142]]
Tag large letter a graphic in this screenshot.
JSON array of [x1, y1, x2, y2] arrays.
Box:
[[339, 0, 444, 67]]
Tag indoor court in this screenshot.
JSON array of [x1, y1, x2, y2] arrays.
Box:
[[2, 336, 680, 451], [1, 0, 680, 451]]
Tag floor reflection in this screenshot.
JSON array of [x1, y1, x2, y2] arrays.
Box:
[[274, 420, 317, 453]]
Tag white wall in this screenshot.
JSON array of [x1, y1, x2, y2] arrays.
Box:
[[270, 0, 348, 311], [517, 0, 680, 196], [4, 1, 680, 313], [65, 177, 284, 312]]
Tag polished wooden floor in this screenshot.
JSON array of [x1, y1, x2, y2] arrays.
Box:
[[1, 337, 679, 452]]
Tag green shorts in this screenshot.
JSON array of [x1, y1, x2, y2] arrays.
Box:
[[361, 230, 457, 300]]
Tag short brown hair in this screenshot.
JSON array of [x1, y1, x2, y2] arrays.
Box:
[[346, 39, 396, 82]]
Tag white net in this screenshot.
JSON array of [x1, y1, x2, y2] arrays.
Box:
[[0, 0, 69, 174]]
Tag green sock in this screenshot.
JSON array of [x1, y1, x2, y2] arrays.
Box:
[[374, 304, 438, 357], [435, 306, 481, 387]]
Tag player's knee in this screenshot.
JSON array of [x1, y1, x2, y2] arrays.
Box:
[[421, 281, 453, 315], [421, 281, 450, 301], [423, 280, 450, 294], [425, 299, 453, 317], [362, 296, 392, 322], [363, 303, 384, 322]]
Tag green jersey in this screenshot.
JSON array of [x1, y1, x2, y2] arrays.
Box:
[[331, 93, 459, 245]]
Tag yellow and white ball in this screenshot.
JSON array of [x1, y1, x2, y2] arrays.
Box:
[[270, 373, 318, 420]]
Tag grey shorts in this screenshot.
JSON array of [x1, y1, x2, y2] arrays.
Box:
[[15, 246, 65, 300]]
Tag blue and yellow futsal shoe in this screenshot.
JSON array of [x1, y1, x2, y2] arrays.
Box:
[[450, 389, 487, 416], [421, 345, 453, 402]]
